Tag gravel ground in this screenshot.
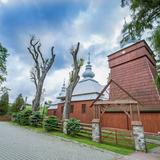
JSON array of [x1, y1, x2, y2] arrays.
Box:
[[0, 122, 122, 160]]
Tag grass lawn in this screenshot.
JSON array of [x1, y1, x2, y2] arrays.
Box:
[[9, 122, 159, 155], [147, 143, 159, 150]]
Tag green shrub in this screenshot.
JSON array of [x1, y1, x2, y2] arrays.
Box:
[[67, 118, 80, 136], [15, 109, 32, 125], [20, 109, 32, 125], [43, 116, 58, 131], [29, 112, 42, 127], [15, 112, 23, 123], [11, 112, 17, 122]]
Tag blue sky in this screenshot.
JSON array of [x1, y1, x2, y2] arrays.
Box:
[[0, 0, 129, 103]]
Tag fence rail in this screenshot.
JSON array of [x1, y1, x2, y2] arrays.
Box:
[[77, 123, 92, 138], [101, 127, 134, 148], [54, 121, 134, 148], [53, 122, 63, 131], [55, 121, 92, 138]]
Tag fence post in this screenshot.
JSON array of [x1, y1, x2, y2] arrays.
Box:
[[115, 129, 118, 145], [132, 121, 146, 152], [92, 119, 101, 142]]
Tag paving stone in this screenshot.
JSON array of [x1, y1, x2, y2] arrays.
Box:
[[0, 122, 121, 160]]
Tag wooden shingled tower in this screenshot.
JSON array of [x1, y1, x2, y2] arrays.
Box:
[[108, 40, 160, 109]]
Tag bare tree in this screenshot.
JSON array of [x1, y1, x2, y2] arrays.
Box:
[[63, 42, 83, 134], [27, 36, 55, 111]]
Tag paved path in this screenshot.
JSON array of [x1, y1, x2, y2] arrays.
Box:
[[120, 147, 160, 160], [0, 122, 121, 160]]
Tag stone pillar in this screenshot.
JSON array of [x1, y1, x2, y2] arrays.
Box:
[[63, 119, 68, 134], [92, 119, 101, 142], [132, 121, 146, 152]]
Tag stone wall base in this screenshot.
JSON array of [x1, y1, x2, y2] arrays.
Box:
[[132, 121, 146, 152], [92, 119, 101, 142]]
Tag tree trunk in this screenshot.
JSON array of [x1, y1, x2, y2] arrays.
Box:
[[27, 36, 55, 112], [63, 83, 78, 134], [63, 87, 72, 119], [32, 79, 44, 111], [62, 42, 83, 134]]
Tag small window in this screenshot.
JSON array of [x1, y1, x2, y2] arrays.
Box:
[[61, 106, 64, 113], [70, 105, 74, 113], [82, 104, 86, 113]]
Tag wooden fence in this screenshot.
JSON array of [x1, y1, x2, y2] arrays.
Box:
[[55, 121, 92, 138], [101, 127, 134, 148], [0, 115, 11, 121], [78, 123, 92, 138], [54, 122, 134, 148], [54, 121, 63, 131]]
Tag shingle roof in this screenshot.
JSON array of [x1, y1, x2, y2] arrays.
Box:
[[57, 55, 103, 101], [73, 78, 103, 96]]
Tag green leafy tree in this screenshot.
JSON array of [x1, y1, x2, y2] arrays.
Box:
[[121, 0, 160, 88], [121, 0, 160, 48], [11, 94, 25, 113], [0, 43, 8, 93], [0, 92, 9, 115]]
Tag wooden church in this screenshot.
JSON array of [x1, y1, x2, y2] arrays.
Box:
[[48, 40, 160, 134]]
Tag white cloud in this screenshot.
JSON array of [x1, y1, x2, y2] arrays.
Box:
[[93, 57, 109, 85], [0, 0, 8, 4], [6, 53, 33, 103], [44, 67, 71, 101], [4, 1, 129, 103]]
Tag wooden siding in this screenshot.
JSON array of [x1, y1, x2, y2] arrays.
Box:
[[48, 104, 160, 133], [101, 112, 160, 133]]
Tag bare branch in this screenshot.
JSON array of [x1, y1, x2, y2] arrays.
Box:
[[30, 70, 38, 89], [74, 42, 80, 56], [63, 42, 82, 122], [51, 46, 55, 58], [27, 47, 36, 61], [71, 42, 80, 72], [45, 46, 55, 74], [27, 35, 56, 111], [28, 36, 41, 79], [37, 43, 45, 64]]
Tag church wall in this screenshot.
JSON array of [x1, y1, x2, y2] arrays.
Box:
[[48, 107, 160, 133], [101, 112, 160, 133], [48, 109, 56, 115], [101, 112, 131, 130], [53, 100, 94, 123]]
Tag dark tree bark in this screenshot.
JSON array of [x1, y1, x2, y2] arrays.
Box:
[[27, 36, 55, 111], [63, 42, 83, 133]]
